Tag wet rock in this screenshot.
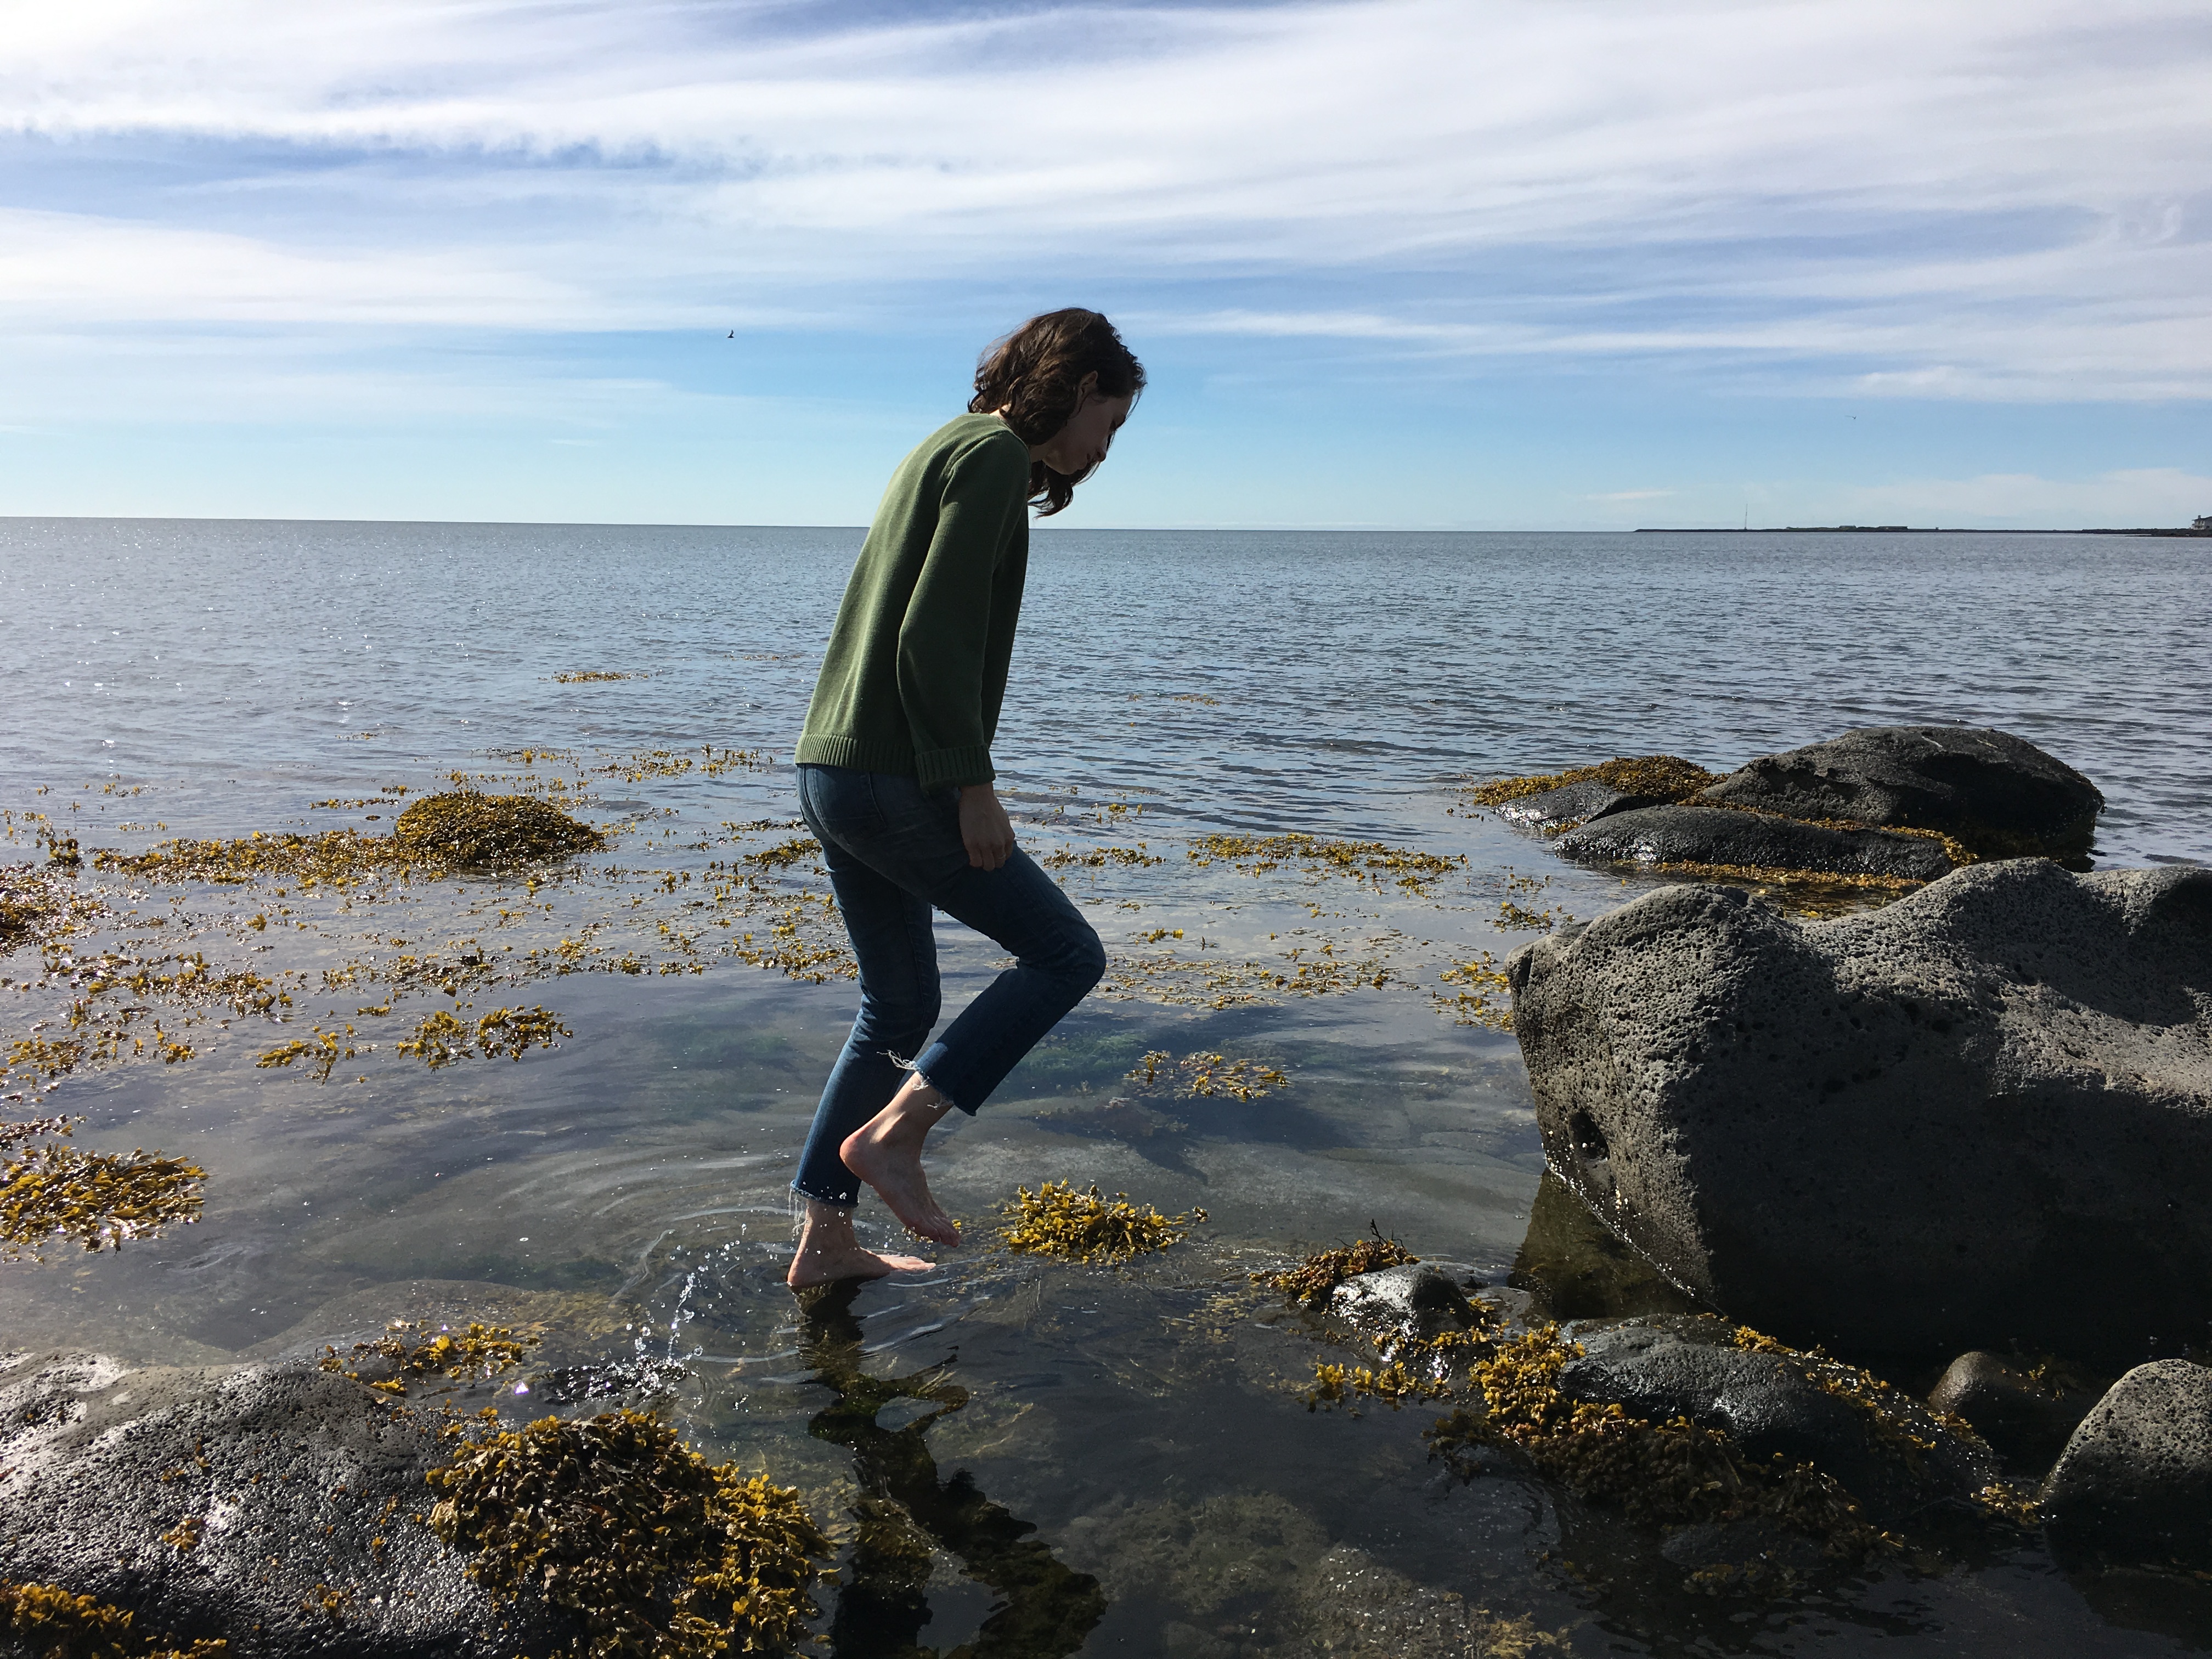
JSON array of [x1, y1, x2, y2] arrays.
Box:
[[1926, 1351, 2103, 1468], [1329, 1263, 1482, 1339], [2041, 1361, 2212, 1566], [1506, 859, 2212, 1359], [1694, 724, 2102, 857], [0, 1349, 578, 1658], [1284, 1544, 1564, 1658], [1495, 778, 1669, 832], [1554, 803, 1955, 882], [1553, 1318, 1995, 1526], [1657, 1517, 1826, 1577]]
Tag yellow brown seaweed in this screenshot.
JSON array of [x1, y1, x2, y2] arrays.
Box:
[[1000, 1180, 1206, 1264], [1, 1143, 205, 1261], [424, 1407, 828, 1659], [0, 1580, 228, 1658]]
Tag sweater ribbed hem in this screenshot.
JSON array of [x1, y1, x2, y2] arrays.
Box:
[[915, 744, 996, 792], [793, 733, 915, 776]]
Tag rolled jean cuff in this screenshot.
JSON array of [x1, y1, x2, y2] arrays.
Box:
[[913, 1041, 979, 1114], [791, 1176, 860, 1209]]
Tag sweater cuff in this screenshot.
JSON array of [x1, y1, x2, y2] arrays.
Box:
[[915, 744, 996, 791]]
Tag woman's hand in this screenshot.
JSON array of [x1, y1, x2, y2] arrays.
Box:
[[957, 784, 1016, 871]]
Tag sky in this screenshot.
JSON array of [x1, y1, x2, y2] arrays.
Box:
[[3, 0, 2209, 529]]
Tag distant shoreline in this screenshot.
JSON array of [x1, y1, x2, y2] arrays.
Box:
[[1636, 526, 2212, 537]]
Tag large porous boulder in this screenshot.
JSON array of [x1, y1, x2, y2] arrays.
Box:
[[1554, 803, 1956, 882], [1506, 859, 2212, 1360], [1694, 725, 2102, 857], [0, 1350, 579, 1657], [2040, 1361, 2212, 1565], [1555, 1317, 1995, 1525]]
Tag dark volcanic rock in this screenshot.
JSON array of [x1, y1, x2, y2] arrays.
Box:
[[0, 1349, 578, 1657], [1495, 779, 1670, 832], [1329, 1263, 1482, 1339], [1506, 859, 2212, 1359], [1556, 1317, 1995, 1525], [2041, 1361, 2212, 1565], [1926, 1351, 2104, 1469], [1553, 803, 1955, 882], [1694, 725, 2102, 857]]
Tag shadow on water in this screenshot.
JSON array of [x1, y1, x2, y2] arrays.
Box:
[[1508, 1168, 1708, 1323], [796, 1280, 1108, 1659]]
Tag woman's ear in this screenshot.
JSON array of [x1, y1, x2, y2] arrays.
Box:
[[1072, 370, 1099, 409]]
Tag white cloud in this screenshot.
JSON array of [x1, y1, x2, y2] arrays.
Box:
[[1, 0, 2208, 399]]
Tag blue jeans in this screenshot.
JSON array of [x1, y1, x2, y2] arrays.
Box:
[[791, 764, 1107, 1208]]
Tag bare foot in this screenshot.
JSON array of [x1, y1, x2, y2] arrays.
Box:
[[839, 1080, 961, 1246], [787, 1199, 936, 1288]]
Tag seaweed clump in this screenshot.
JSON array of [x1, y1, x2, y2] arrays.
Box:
[[320, 1318, 541, 1396], [1465, 755, 1719, 809], [0, 1581, 228, 1657], [425, 1407, 829, 1658], [1258, 1224, 1418, 1307], [393, 793, 605, 866], [1421, 1323, 1896, 1579], [1, 865, 88, 953], [1, 1137, 205, 1261], [1000, 1180, 1206, 1264]]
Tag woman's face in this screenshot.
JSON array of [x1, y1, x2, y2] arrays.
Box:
[[1035, 376, 1133, 478]]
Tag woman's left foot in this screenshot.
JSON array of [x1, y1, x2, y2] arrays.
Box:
[[787, 1239, 933, 1288], [787, 1197, 936, 1288]]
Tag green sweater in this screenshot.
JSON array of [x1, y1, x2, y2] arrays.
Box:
[[795, 414, 1032, 791]]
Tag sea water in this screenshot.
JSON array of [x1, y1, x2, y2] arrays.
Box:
[[2, 518, 2208, 1656]]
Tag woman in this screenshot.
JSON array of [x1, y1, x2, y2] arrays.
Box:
[[786, 309, 1144, 1287]]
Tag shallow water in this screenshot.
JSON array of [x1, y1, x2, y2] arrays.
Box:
[[3, 519, 2209, 1655]]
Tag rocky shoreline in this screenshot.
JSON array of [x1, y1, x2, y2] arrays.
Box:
[[1491, 723, 2211, 1591]]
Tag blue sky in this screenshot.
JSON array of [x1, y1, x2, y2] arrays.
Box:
[[3, 0, 2208, 529]]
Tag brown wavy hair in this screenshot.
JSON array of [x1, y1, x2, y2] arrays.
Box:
[[969, 309, 1146, 516]]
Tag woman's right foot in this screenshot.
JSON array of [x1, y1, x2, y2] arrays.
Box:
[[840, 1084, 962, 1246]]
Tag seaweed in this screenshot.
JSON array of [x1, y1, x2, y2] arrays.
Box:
[[1425, 1324, 1895, 1567], [1434, 951, 1514, 1030], [320, 1319, 541, 1395], [1465, 756, 1719, 809], [1, 865, 92, 953], [1, 1143, 205, 1261], [1124, 1048, 1290, 1100], [1258, 1224, 1418, 1307], [0, 1580, 229, 1657], [393, 794, 605, 866], [425, 1407, 829, 1658], [1187, 832, 1464, 891], [1000, 1180, 1206, 1263], [392, 1005, 569, 1070], [553, 670, 644, 683]]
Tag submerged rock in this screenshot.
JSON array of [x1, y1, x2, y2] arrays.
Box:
[[1553, 803, 1955, 883], [1694, 724, 2102, 857], [0, 1350, 579, 1658], [1926, 1350, 2104, 1469], [1554, 1317, 1995, 1527], [1329, 1263, 1484, 1340], [2041, 1361, 2212, 1566], [1506, 859, 2212, 1359]]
